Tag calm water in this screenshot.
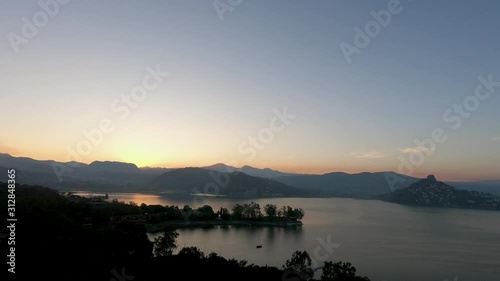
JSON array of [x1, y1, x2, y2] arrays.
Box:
[[81, 192, 500, 281]]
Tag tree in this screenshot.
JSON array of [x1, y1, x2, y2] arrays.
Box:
[[153, 228, 179, 257], [178, 246, 205, 259], [196, 205, 216, 220], [140, 203, 148, 214], [197, 205, 214, 214], [321, 261, 357, 281], [284, 250, 314, 281], [219, 207, 230, 220], [279, 205, 288, 218], [243, 202, 261, 219], [286, 206, 295, 218], [294, 208, 305, 220], [242, 203, 252, 218], [277, 206, 284, 217], [232, 204, 244, 220], [264, 204, 277, 217]]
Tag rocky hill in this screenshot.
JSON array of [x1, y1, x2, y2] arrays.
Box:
[[386, 175, 500, 210]]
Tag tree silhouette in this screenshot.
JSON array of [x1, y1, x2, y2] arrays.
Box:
[[219, 207, 230, 220], [153, 228, 179, 257], [232, 204, 244, 220], [196, 205, 216, 220], [242, 202, 261, 219], [264, 204, 277, 217], [284, 250, 314, 281], [279, 205, 288, 218], [321, 261, 360, 281], [294, 208, 305, 220], [178, 246, 205, 259]]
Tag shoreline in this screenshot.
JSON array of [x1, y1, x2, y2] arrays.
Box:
[[144, 220, 303, 233]]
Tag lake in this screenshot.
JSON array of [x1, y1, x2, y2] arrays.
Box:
[[82, 192, 500, 281]]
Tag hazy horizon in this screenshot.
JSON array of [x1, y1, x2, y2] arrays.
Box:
[[3, 151, 500, 182]]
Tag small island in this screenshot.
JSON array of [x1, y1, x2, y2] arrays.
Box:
[[60, 192, 305, 231], [111, 202, 305, 232]]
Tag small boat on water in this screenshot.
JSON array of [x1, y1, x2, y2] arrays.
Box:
[[256, 245, 262, 248]]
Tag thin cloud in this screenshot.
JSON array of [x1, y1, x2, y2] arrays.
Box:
[[399, 146, 429, 154], [492, 136, 500, 141], [352, 150, 387, 159]]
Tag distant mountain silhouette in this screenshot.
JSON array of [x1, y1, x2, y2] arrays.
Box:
[[385, 175, 500, 210], [0, 153, 74, 173], [0, 153, 149, 191], [1, 153, 499, 197], [239, 165, 298, 178], [140, 166, 174, 176], [86, 161, 141, 173], [0, 153, 71, 186], [203, 163, 237, 173], [151, 168, 214, 192], [150, 168, 306, 197], [202, 163, 297, 178], [274, 172, 421, 198]]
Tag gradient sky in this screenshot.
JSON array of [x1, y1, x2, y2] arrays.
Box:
[[1, 0, 499, 181]]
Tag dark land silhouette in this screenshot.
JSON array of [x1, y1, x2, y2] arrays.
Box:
[[0, 183, 370, 281], [383, 175, 500, 210]]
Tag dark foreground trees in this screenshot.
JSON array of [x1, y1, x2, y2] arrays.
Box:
[[321, 261, 370, 281], [284, 250, 314, 280], [281, 251, 370, 281], [1, 183, 369, 281], [153, 228, 179, 257]]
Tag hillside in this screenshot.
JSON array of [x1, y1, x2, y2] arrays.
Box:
[[203, 163, 298, 178], [0, 153, 154, 191], [85, 161, 141, 173], [275, 172, 420, 198], [150, 168, 306, 197], [386, 175, 500, 210], [1, 153, 499, 197]]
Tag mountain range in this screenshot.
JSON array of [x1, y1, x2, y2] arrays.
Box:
[[1, 153, 499, 197], [150, 167, 307, 197]]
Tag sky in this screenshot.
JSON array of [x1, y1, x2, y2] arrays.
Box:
[[1, 0, 499, 181]]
